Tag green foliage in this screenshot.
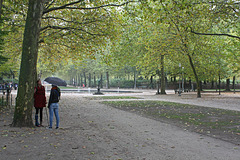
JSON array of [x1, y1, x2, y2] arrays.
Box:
[[2, 0, 240, 88]]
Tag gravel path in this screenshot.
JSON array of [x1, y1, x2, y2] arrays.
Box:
[[1, 90, 240, 160]]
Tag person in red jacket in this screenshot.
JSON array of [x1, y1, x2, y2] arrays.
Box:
[[34, 79, 47, 127]]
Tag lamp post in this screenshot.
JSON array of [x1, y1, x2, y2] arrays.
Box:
[[178, 63, 181, 96]]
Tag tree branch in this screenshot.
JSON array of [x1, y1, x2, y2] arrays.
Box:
[[40, 25, 105, 37], [190, 30, 240, 40], [42, 16, 99, 27], [43, 1, 138, 15]]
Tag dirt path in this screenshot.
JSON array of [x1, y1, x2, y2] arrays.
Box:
[[1, 91, 240, 160]]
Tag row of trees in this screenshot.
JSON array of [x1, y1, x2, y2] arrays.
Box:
[[0, 0, 239, 127]]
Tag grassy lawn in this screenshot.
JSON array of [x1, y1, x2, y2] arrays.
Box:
[[87, 96, 142, 100], [101, 100, 240, 145]]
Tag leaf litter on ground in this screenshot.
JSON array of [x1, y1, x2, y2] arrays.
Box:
[[102, 100, 240, 145]]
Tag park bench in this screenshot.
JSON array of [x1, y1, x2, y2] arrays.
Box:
[[174, 88, 190, 94], [138, 86, 148, 89]]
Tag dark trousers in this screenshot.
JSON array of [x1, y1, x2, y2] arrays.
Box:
[[35, 107, 43, 122]]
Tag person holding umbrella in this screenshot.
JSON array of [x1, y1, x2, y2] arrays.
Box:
[[34, 79, 47, 127], [47, 84, 61, 129]]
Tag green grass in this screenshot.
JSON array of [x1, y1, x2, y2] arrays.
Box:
[[87, 96, 142, 100], [102, 100, 240, 143]]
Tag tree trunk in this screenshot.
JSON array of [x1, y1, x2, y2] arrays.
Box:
[[232, 76, 235, 90], [189, 79, 192, 90], [106, 71, 109, 89], [218, 75, 221, 95], [12, 0, 44, 127], [187, 54, 201, 98], [88, 73, 91, 87], [160, 54, 166, 94], [211, 80, 214, 89], [78, 73, 80, 86], [100, 74, 103, 88], [134, 68, 136, 89], [83, 71, 87, 87], [93, 72, 96, 87], [225, 78, 230, 91], [80, 74, 83, 87], [156, 70, 160, 94], [0, 0, 3, 18], [200, 81, 203, 91]]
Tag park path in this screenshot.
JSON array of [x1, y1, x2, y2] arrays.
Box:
[[1, 90, 240, 160], [57, 91, 240, 160]]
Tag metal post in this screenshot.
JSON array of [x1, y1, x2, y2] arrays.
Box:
[[178, 63, 181, 96]]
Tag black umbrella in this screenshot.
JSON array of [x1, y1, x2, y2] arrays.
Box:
[[44, 77, 67, 86]]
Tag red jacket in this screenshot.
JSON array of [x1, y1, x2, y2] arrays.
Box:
[[34, 86, 46, 108]]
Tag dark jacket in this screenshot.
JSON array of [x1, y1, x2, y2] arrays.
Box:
[[48, 87, 60, 108]]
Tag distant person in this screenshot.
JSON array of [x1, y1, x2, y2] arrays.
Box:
[[83, 83, 85, 88], [34, 79, 47, 127], [14, 83, 18, 90], [48, 84, 61, 129]]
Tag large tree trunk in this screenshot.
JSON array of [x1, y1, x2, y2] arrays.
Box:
[[187, 54, 201, 98], [12, 0, 44, 127]]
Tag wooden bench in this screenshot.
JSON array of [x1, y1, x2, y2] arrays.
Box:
[[138, 86, 148, 89], [174, 88, 190, 94]]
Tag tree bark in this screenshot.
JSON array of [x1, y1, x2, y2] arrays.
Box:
[[211, 80, 214, 89], [160, 54, 166, 94], [225, 78, 230, 91], [12, 0, 44, 127], [232, 76, 235, 90], [187, 54, 201, 98], [83, 71, 87, 87], [106, 71, 109, 89], [0, 0, 3, 18], [93, 72, 96, 87], [134, 68, 136, 89], [100, 74, 103, 88], [88, 73, 91, 87]]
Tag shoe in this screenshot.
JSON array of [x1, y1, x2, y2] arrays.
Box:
[[56, 127, 59, 129], [47, 127, 52, 130], [36, 124, 41, 127]]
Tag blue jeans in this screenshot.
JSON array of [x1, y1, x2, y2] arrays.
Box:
[[49, 103, 59, 128]]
